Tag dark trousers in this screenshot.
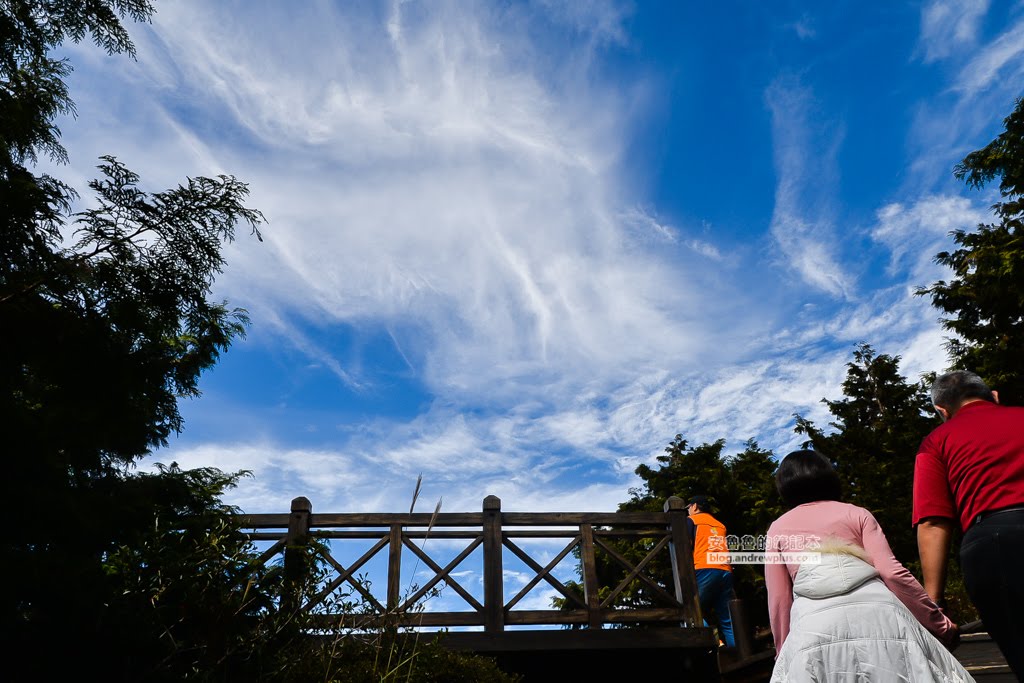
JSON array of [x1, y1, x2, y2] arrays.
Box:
[[695, 568, 735, 647], [960, 508, 1024, 681]]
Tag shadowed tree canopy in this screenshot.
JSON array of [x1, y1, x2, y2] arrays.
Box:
[[627, 437, 782, 543], [794, 344, 938, 566], [1, 0, 153, 164], [596, 345, 947, 631], [919, 96, 1024, 404], [1, 5, 521, 681], [584, 438, 783, 630], [0, 1, 270, 678], [1, 0, 264, 509]]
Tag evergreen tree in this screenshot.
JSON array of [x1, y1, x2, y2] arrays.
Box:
[[919, 96, 1024, 404], [1, 5, 524, 680], [606, 437, 782, 628], [627, 436, 781, 549], [794, 344, 938, 566], [0, 1, 267, 677]]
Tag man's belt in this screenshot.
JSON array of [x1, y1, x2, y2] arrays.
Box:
[[972, 505, 1024, 528]]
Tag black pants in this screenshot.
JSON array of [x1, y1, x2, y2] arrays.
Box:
[[960, 508, 1024, 681]]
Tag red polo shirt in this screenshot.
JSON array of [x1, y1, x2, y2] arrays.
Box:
[[913, 400, 1024, 532]]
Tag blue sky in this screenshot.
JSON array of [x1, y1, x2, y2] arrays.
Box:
[[50, 0, 1022, 516]]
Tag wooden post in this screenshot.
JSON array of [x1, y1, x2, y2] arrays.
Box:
[[482, 495, 504, 633], [283, 496, 312, 613], [580, 523, 603, 629], [387, 523, 403, 613], [730, 598, 755, 658], [665, 495, 703, 626]]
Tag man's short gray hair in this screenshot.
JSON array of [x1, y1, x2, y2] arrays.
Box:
[[930, 370, 992, 409]]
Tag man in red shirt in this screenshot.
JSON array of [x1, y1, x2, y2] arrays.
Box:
[[914, 370, 1024, 680]]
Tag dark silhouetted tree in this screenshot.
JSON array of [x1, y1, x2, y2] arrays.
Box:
[[0, 1, 270, 678], [578, 438, 782, 631], [794, 344, 938, 565], [919, 96, 1024, 404], [1, 5, 522, 680]]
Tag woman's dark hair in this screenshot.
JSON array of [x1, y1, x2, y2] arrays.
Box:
[[775, 449, 842, 507]]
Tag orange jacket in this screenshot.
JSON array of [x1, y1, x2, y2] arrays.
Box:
[[690, 511, 731, 571]]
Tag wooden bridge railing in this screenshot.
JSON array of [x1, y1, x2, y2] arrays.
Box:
[[239, 494, 712, 645]]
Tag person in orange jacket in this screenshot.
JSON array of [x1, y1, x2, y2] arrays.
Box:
[[687, 495, 735, 647]]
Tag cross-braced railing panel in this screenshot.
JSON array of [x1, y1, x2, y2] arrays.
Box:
[[237, 495, 704, 632], [502, 534, 586, 612]]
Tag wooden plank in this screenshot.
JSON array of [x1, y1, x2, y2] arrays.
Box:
[[505, 609, 589, 625], [594, 528, 678, 538], [315, 529, 482, 539], [501, 528, 589, 540], [599, 607, 691, 624], [303, 606, 702, 630], [501, 528, 671, 539], [252, 527, 685, 541], [503, 607, 696, 626], [242, 532, 288, 541], [239, 511, 674, 529], [580, 524, 603, 629], [955, 631, 1014, 680], [435, 626, 717, 652], [501, 512, 671, 525], [238, 513, 290, 528], [252, 538, 285, 567], [306, 611, 486, 629], [312, 512, 485, 527]]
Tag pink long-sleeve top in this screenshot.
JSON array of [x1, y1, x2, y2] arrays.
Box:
[[765, 500, 956, 652]]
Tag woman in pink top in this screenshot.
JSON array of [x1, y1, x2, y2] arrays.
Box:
[[765, 450, 969, 681]]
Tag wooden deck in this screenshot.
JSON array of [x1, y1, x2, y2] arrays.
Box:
[[713, 625, 1018, 683], [955, 631, 1015, 681], [718, 646, 776, 682]]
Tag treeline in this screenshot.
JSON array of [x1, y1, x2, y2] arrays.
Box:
[[605, 97, 1024, 629], [610, 345, 965, 628]]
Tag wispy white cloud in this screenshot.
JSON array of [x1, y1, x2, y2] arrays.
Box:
[[146, 442, 373, 513], [873, 194, 988, 280], [764, 78, 852, 298], [953, 17, 1024, 95], [906, 14, 1024, 193], [534, 0, 631, 48], [127, 3, 731, 397], [63, 0, 968, 520], [621, 206, 678, 242], [789, 15, 816, 40], [917, 0, 991, 63], [619, 207, 725, 261]]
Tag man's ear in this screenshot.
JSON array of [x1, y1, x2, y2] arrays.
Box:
[[992, 390, 1000, 405], [935, 405, 951, 422]]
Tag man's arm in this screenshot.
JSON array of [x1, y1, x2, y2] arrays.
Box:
[[917, 516, 955, 603]]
